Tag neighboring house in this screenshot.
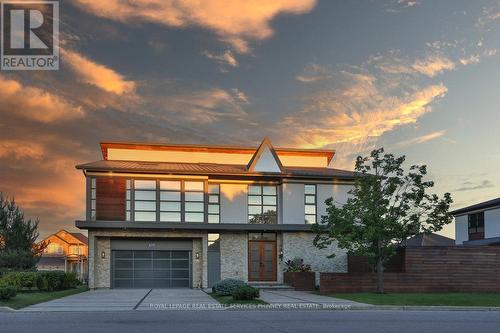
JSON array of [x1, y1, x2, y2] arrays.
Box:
[[37, 230, 89, 280], [402, 233, 455, 247], [76, 137, 357, 289], [451, 197, 500, 245]]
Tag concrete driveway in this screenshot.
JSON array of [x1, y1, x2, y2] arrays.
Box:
[[23, 289, 219, 312]]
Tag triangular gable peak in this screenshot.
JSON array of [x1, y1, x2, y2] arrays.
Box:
[[247, 137, 284, 173]]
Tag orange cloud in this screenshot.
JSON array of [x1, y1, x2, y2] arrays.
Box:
[[203, 50, 239, 68], [63, 49, 136, 95], [394, 130, 447, 148], [0, 75, 84, 123], [411, 55, 455, 77], [156, 88, 249, 124], [0, 141, 45, 160], [73, 0, 317, 53], [283, 63, 448, 149]]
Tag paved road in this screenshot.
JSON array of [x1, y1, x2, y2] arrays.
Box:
[[1, 310, 500, 333]]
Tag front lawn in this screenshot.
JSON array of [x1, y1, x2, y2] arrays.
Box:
[[207, 292, 268, 305], [0, 285, 89, 309], [329, 292, 500, 307]]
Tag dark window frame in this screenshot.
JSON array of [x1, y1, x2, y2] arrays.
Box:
[[468, 211, 485, 240], [304, 184, 317, 224], [248, 185, 277, 224]]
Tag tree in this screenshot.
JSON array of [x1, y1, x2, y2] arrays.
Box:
[[313, 148, 453, 293], [0, 193, 47, 270]]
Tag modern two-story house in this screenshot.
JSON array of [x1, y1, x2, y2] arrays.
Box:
[[76, 138, 356, 289], [452, 197, 500, 245]]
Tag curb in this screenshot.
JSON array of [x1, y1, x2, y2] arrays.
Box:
[[0, 306, 17, 312], [361, 305, 500, 311]]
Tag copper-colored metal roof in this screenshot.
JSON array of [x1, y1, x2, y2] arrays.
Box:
[[76, 160, 357, 179]]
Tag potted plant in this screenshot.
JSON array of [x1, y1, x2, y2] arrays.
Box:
[[283, 257, 315, 291]]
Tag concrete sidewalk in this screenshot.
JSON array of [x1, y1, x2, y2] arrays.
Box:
[[259, 290, 371, 309]]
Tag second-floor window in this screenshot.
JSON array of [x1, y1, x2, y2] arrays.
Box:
[[208, 184, 220, 223], [304, 184, 317, 224], [131, 179, 205, 222], [46, 243, 63, 255], [248, 185, 277, 224], [134, 180, 157, 221], [468, 212, 485, 240]]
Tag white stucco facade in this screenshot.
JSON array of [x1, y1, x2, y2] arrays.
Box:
[[455, 207, 500, 244]]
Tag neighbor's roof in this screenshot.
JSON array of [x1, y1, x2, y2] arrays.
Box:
[[450, 197, 500, 216], [100, 141, 336, 164], [402, 233, 455, 247], [75, 160, 358, 179], [70, 233, 88, 245]]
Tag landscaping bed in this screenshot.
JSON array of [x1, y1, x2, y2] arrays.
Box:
[[207, 292, 267, 305], [0, 285, 88, 309], [329, 292, 500, 307], [209, 278, 267, 305]]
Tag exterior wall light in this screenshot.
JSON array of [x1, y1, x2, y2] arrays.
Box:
[[195, 252, 200, 260], [101, 251, 106, 259], [279, 248, 283, 261]]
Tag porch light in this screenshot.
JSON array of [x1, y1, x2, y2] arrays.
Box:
[[279, 248, 283, 261], [195, 252, 200, 260], [101, 251, 106, 259]]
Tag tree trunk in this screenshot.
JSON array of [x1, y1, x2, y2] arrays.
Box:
[[376, 256, 384, 293], [376, 241, 384, 293]]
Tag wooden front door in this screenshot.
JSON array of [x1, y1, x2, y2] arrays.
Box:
[[248, 240, 277, 281]]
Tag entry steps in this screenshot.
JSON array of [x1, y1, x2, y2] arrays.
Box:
[[247, 282, 294, 290]]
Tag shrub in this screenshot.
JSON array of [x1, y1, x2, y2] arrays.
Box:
[[231, 285, 259, 300], [40, 271, 66, 291], [0, 273, 18, 290], [212, 278, 246, 296], [62, 272, 79, 289], [284, 257, 312, 272], [0, 271, 78, 291], [0, 285, 17, 300], [36, 274, 48, 291]]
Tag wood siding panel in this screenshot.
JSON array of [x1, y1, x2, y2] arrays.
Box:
[[321, 246, 500, 293], [96, 177, 126, 221]]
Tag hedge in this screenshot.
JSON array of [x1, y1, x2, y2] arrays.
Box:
[[0, 271, 80, 291]]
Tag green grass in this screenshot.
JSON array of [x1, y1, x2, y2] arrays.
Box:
[[0, 285, 89, 309], [328, 292, 500, 307], [207, 292, 268, 305]]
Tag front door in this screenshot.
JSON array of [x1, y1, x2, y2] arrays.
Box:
[[248, 240, 277, 281]]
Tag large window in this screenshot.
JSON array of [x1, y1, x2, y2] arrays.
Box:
[[45, 243, 63, 255], [134, 180, 157, 221], [468, 212, 485, 240], [160, 181, 181, 222], [90, 178, 96, 220], [184, 181, 205, 222], [304, 184, 317, 224], [208, 184, 220, 223], [248, 185, 277, 224], [126, 180, 131, 221], [128, 179, 206, 222]]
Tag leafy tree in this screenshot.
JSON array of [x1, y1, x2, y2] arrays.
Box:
[[0, 193, 47, 270], [313, 148, 453, 293]]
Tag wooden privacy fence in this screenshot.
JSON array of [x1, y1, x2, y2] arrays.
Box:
[[320, 246, 500, 293]]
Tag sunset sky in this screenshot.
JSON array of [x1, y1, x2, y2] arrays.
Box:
[[1, 0, 499, 239]]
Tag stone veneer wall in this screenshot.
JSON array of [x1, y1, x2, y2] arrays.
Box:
[[281, 232, 347, 285], [219, 232, 248, 281], [87, 230, 207, 289]]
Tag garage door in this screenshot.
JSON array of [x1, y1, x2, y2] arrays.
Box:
[[112, 250, 191, 288]]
